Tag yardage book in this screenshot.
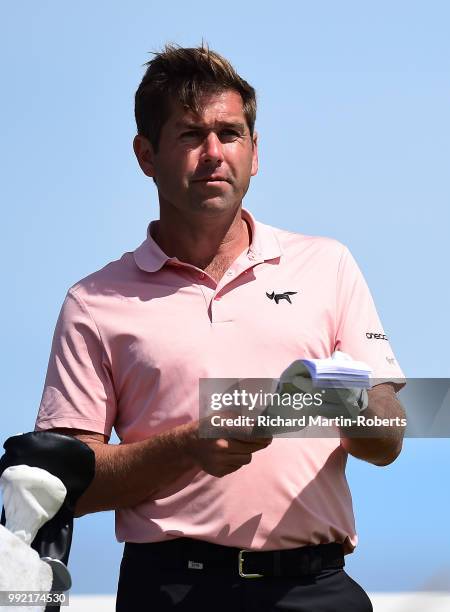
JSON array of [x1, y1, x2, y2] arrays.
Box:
[[300, 352, 373, 389]]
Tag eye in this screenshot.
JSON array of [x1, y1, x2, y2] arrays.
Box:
[[180, 130, 202, 140], [220, 129, 240, 142]]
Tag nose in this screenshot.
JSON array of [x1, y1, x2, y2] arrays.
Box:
[[200, 132, 224, 166]]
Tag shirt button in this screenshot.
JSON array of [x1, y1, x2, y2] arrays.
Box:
[[226, 270, 234, 276]]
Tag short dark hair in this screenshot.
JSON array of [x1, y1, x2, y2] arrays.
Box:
[[134, 43, 257, 152]]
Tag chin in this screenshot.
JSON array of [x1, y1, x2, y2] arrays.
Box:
[[189, 198, 239, 215]]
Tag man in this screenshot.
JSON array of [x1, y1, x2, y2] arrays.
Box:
[[35, 44, 405, 611]]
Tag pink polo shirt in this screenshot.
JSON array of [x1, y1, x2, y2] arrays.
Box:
[[35, 209, 404, 552]]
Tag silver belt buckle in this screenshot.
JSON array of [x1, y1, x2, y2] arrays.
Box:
[[238, 550, 264, 578]]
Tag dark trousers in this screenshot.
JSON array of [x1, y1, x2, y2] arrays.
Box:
[[116, 540, 373, 612]]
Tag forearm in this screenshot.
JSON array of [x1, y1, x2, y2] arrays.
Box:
[[74, 423, 197, 517], [340, 383, 406, 466]]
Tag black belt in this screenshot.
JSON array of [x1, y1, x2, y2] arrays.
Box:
[[124, 538, 345, 578]]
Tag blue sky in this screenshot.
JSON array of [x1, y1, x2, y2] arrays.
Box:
[[1, 0, 449, 594]]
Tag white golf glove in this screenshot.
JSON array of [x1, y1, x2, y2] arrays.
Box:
[[276, 351, 369, 420]]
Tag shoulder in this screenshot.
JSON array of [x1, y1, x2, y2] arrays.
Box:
[[261, 220, 349, 263], [67, 251, 142, 305]]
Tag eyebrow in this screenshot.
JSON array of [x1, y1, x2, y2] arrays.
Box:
[[175, 120, 246, 132]]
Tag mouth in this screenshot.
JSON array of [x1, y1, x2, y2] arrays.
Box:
[[191, 176, 230, 184]]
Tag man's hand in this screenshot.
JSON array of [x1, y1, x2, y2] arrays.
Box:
[[276, 354, 367, 421], [47, 420, 272, 516], [184, 423, 272, 478], [340, 383, 406, 466], [273, 353, 406, 466]]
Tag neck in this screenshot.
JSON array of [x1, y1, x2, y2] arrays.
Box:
[[153, 203, 250, 270]]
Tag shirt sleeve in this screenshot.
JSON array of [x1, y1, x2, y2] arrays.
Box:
[[334, 245, 405, 386], [35, 288, 117, 438]]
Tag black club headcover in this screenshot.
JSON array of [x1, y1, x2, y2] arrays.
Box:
[[0, 431, 95, 565]]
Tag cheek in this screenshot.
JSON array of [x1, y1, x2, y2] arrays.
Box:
[[156, 153, 193, 184], [233, 151, 254, 180]]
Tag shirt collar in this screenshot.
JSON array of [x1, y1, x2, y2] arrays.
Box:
[[133, 208, 282, 273], [242, 208, 282, 263], [133, 219, 172, 273]]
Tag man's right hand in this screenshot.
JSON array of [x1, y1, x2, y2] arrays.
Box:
[[46, 421, 272, 515], [183, 422, 272, 478]]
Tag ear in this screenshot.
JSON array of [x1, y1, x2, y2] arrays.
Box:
[[133, 135, 156, 178], [251, 131, 258, 177]]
